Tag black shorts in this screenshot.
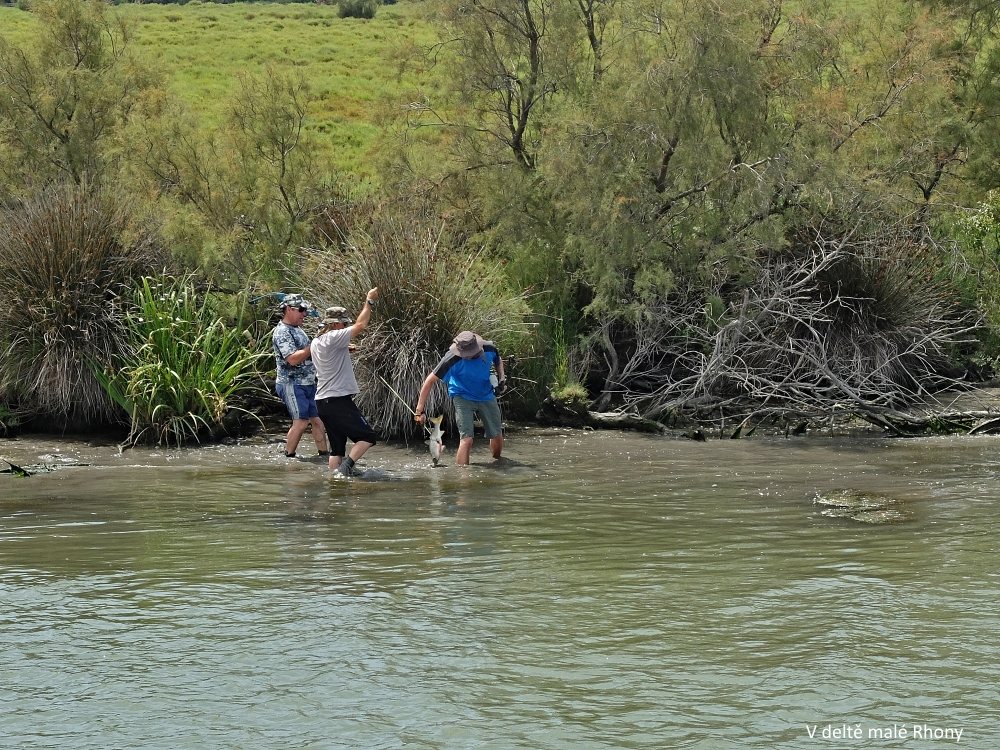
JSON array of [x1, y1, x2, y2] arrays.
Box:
[[316, 395, 379, 456]]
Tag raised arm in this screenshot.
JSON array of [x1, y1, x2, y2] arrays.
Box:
[[350, 287, 380, 339]]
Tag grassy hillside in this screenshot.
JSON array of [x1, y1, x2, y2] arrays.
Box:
[[0, 1, 440, 179]]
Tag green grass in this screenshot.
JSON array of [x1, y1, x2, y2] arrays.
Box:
[[0, 2, 441, 180]]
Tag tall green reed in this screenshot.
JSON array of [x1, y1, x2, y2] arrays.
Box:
[[96, 276, 270, 447]]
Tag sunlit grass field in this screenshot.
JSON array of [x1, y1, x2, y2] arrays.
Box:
[[0, 1, 440, 179]]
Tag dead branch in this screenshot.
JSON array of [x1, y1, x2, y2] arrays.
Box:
[[584, 217, 980, 431]]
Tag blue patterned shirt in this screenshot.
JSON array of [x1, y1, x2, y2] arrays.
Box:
[[272, 322, 316, 385]]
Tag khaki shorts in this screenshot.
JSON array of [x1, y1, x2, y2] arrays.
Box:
[[453, 396, 503, 439]]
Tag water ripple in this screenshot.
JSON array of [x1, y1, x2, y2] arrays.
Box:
[[1, 432, 998, 748]]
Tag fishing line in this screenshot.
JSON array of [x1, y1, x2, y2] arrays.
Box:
[[377, 374, 417, 416], [377, 374, 445, 441]]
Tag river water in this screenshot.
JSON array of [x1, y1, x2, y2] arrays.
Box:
[[1, 427, 997, 749]]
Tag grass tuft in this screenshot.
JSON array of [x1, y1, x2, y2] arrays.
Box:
[[303, 203, 533, 437], [0, 180, 164, 429]]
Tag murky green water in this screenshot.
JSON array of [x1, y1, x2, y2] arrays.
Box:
[[2, 428, 998, 749]]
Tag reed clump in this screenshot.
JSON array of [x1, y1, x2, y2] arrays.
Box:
[[0, 181, 164, 430]]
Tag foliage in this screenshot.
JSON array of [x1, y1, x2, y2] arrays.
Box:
[[228, 66, 332, 265], [944, 192, 1000, 360], [95, 276, 270, 447], [338, 0, 378, 19], [0, 180, 164, 429], [414, 0, 982, 408], [301, 200, 533, 437], [433, 0, 572, 170], [128, 64, 337, 279], [0, 0, 161, 189]]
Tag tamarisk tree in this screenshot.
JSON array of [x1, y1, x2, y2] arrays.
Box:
[[0, 0, 159, 189]]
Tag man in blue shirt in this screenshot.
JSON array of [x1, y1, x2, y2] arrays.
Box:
[[415, 331, 506, 465]]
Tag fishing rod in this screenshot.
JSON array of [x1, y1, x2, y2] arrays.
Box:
[[377, 374, 416, 415], [377, 375, 438, 437]]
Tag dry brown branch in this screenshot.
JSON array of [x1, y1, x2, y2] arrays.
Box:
[[585, 218, 979, 429]]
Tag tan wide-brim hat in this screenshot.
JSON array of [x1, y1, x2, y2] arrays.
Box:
[[450, 330, 484, 359]]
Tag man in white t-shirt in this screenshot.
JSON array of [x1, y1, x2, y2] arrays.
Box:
[[311, 287, 380, 477]]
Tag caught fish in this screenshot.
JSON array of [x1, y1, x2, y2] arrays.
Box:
[[425, 415, 445, 466]]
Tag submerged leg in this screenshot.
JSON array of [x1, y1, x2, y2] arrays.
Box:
[[490, 434, 503, 459], [456, 437, 473, 465]]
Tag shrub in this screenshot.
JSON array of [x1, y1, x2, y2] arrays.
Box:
[[302, 207, 532, 437], [0, 403, 22, 437], [606, 218, 979, 423], [0, 181, 164, 430], [95, 276, 270, 447], [949, 192, 1000, 354], [338, 0, 377, 19]]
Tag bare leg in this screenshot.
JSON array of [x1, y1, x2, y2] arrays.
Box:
[[349, 441, 374, 462], [285, 418, 309, 455], [456, 437, 473, 465], [310, 416, 328, 453], [490, 434, 503, 459]]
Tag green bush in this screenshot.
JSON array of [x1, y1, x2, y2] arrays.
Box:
[[95, 276, 270, 447], [0, 181, 164, 429], [949, 193, 1000, 356], [338, 0, 377, 19]]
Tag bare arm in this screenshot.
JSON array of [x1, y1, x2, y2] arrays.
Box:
[[285, 343, 311, 366], [414, 372, 440, 423], [349, 287, 380, 339]]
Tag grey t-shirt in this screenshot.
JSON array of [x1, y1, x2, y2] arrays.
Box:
[[312, 327, 359, 398]]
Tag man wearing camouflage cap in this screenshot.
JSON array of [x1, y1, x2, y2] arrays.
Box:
[[311, 287, 380, 477], [271, 293, 329, 459]]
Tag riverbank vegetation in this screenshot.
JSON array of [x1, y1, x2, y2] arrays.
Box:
[[3, 0, 1000, 444], [96, 276, 270, 447]]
